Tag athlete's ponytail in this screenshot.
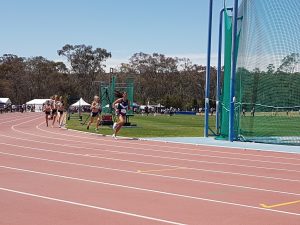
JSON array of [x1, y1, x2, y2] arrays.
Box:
[[114, 90, 123, 98]]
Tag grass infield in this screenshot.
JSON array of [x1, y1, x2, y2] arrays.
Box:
[[66, 113, 214, 138]]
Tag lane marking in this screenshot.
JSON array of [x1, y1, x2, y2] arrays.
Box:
[[36, 122, 300, 166], [16, 115, 300, 167], [0, 114, 38, 125], [8, 114, 300, 162], [0, 166, 299, 217], [0, 187, 186, 225], [39, 118, 300, 157], [71, 126, 300, 160], [1, 150, 300, 198], [260, 200, 300, 209], [137, 168, 186, 173], [9, 116, 300, 172], [9, 123, 300, 175], [1, 143, 300, 183]]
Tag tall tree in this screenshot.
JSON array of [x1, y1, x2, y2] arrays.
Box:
[[278, 53, 300, 73], [0, 54, 26, 104], [58, 44, 111, 99]]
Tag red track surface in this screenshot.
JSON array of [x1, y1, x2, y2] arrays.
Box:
[[1, 113, 300, 225]]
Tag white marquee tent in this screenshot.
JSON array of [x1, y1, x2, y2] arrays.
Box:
[[0, 98, 12, 105], [71, 98, 91, 107], [26, 99, 50, 112], [0, 98, 12, 109]]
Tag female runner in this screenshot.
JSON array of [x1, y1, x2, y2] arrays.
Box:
[[58, 96, 65, 128], [43, 100, 52, 127], [87, 95, 101, 131], [112, 91, 130, 139], [51, 95, 59, 128]]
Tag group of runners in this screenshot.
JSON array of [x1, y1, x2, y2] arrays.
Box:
[[43, 95, 65, 128], [43, 91, 130, 139], [86, 91, 130, 139]]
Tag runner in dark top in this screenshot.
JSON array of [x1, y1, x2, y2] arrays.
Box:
[[43, 100, 52, 127], [112, 91, 130, 139], [51, 95, 59, 128]]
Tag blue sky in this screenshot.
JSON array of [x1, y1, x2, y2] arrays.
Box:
[[0, 0, 233, 68]]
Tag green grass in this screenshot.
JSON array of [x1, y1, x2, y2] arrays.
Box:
[[67, 112, 300, 139], [240, 115, 300, 137], [67, 114, 215, 138]]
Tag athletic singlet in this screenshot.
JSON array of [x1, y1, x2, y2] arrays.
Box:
[[51, 100, 58, 110], [117, 99, 129, 116], [44, 104, 51, 114], [91, 102, 101, 113]]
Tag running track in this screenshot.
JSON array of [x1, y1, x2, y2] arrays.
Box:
[[1, 113, 300, 225]]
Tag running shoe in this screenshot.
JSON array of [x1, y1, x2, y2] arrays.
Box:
[[112, 134, 117, 140]]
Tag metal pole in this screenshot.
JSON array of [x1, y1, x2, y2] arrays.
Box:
[[216, 7, 233, 134], [216, 8, 224, 135], [229, 0, 239, 142], [204, 0, 213, 137]]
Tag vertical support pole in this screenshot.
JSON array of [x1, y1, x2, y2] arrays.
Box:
[[216, 8, 224, 135], [204, 0, 213, 137], [111, 75, 116, 104], [216, 7, 232, 135], [229, 0, 239, 142]]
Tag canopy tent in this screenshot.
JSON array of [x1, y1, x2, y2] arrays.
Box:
[[71, 98, 91, 107], [0, 98, 12, 110], [154, 103, 165, 108], [140, 105, 155, 110], [26, 99, 50, 112], [132, 102, 139, 108], [0, 98, 12, 105]]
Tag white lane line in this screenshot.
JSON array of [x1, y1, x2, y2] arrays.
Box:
[[0, 114, 38, 125], [4, 128, 300, 176], [10, 123, 300, 174], [11, 115, 300, 166], [36, 116, 300, 159], [36, 121, 300, 166], [7, 112, 300, 161], [34, 121, 300, 167], [1, 150, 300, 198], [0, 168, 299, 217], [0, 187, 186, 225], [1, 142, 300, 183]]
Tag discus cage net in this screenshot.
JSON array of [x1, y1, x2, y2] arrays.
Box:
[[100, 76, 134, 115], [208, 0, 300, 145]]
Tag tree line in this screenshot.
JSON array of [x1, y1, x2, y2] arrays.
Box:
[[0, 44, 219, 110], [1, 44, 298, 110]]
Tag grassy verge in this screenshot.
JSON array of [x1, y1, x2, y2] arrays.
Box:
[[66, 113, 215, 138]]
